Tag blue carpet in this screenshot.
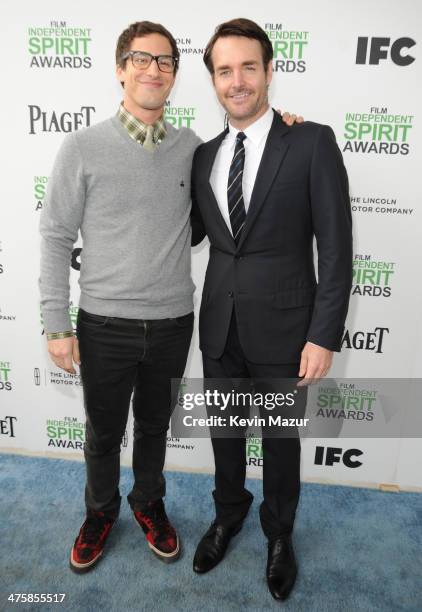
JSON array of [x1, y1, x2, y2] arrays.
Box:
[[0, 453, 421, 611]]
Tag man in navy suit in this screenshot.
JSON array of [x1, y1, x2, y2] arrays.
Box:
[[191, 18, 352, 600]]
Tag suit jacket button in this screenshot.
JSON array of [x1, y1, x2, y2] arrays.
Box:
[[228, 291, 234, 298]]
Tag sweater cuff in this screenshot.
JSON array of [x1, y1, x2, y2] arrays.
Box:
[[42, 309, 73, 335]]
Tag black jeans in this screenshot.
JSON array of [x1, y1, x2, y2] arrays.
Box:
[[202, 313, 306, 540], [77, 308, 194, 518]]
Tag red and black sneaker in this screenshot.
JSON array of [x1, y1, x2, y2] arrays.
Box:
[[69, 511, 115, 573], [134, 499, 180, 563]]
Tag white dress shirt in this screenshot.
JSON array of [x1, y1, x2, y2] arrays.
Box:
[[210, 106, 274, 234]]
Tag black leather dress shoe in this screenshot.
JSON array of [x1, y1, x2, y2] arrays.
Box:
[[193, 521, 242, 573], [266, 535, 297, 601]]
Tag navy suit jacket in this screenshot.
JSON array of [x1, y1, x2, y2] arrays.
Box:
[[191, 111, 353, 364]]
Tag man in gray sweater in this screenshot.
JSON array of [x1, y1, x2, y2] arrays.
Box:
[[40, 20, 299, 574], [40, 21, 201, 573]]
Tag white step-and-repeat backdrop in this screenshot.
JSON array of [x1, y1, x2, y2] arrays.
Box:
[[1, 0, 421, 491]]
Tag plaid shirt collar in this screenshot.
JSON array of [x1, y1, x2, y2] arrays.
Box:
[[117, 103, 166, 146]]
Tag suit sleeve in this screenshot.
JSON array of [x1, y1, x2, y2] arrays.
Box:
[[306, 124, 353, 351], [190, 146, 207, 247]]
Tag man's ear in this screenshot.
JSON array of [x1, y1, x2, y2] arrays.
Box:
[[116, 64, 125, 87]]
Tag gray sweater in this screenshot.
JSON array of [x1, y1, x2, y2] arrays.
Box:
[[39, 116, 202, 333]]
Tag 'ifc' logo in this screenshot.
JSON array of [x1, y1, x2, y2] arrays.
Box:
[[315, 447, 363, 468], [356, 37, 416, 66]]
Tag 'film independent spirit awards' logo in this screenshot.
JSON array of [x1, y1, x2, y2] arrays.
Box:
[[46, 417, 86, 450], [246, 435, 263, 466], [28, 20, 92, 68], [265, 22, 309, 73], [0, 361, 12, 391], [45, 417, 128, 451], [33, 176, 48, 212], [343, 107, 413, 155], [352, 254, 395, 298], [316, 382, 377, 422], [164, 100, 196, 129]]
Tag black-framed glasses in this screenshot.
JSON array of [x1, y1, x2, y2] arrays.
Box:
[[121, 50, 178, 73]]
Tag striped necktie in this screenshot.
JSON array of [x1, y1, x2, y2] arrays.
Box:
[[227, 132, 246, 244]]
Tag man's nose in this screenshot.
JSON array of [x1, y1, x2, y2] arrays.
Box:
[[231, 69, 245, 88], [145, 58, 161, 77]]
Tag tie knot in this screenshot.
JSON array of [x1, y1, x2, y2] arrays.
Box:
[[143, 124, 156, 151], [236, 132, 246, 144], [145, 124, 155, 138]]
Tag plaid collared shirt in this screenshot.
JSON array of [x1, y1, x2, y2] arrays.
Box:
[[117, 104, 166, 146]]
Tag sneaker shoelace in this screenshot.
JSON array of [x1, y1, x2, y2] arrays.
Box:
[[143, 506, 175, 541], [80, 514, 109, 545]]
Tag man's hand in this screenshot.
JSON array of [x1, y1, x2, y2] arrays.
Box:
[[47, 336, 80, 374], [278, 110, 304, 126], [298, 342, 333, 386]]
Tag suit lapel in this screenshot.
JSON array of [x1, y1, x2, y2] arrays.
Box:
[[237, 112, 290, 251], [204, 128, 235, 247]]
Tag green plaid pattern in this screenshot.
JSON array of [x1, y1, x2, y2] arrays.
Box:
[[117, 104, 166, 146]]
